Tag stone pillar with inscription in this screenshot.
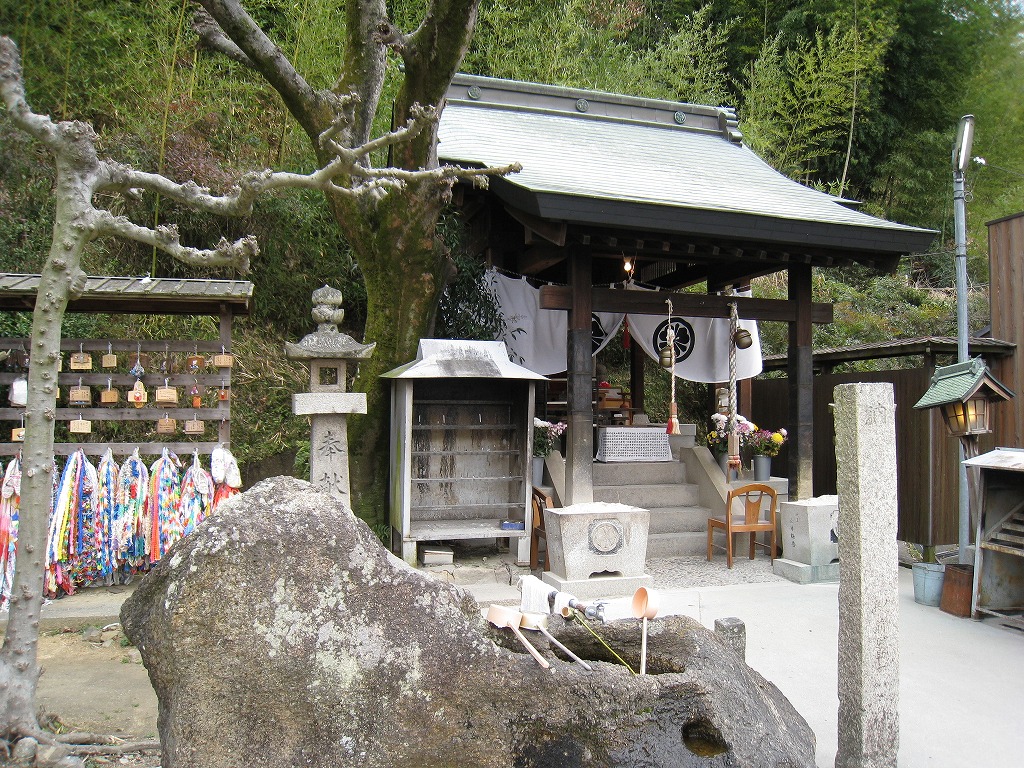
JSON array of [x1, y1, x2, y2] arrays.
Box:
[[285, 286, 375, 508]]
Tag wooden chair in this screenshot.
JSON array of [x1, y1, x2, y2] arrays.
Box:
[[707, 483, 778, 569], [530, 486, 552, 571]]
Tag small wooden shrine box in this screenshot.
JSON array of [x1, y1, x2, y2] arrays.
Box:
[[384, 340, 545, 566]]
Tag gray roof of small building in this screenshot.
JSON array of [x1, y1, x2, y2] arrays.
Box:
[[383, 339, 546, 380], [438, 75, 936, 256], [0, 273, 252, 315], [964, 447, 1024, 472]]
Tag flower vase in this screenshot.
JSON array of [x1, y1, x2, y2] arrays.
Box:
[[532, 456, 545, 486], [752, 454, 772, 482]]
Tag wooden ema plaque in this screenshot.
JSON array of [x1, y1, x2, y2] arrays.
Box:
[[156, 417, 176, 434], [69, 352, 93, 371], [68, 386, 91, 406], [100, 388, 120, 404], [69, 418, 91, 434], [184, 418, 205, 435], [155, 386, 179, 406]]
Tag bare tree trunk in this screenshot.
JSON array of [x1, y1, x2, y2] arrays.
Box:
[[0, 222, 88, 738], [334, 179, 455, 528], [0, 34, 361, 738], [195, 0, 491, 531]]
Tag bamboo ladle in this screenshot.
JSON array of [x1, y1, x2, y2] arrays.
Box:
[[486, 604, 550, 669], [519, 612, 593, 671], [631, 587, 660, 675]]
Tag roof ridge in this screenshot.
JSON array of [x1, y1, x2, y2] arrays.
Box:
[[448, 74, 742, 145]]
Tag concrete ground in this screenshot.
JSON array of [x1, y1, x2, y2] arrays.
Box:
[[16, 555, 1024, 768]]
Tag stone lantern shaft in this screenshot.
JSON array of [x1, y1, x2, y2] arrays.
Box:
[[285, 285, 375, 507]]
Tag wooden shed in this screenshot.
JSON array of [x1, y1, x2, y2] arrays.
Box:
[[754, 337, 1014, 549]]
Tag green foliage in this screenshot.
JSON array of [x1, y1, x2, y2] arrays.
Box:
[[465, 1, 734, 104], [3, 0, 1024, 472], [741, 23, 888, 179], [0, 117, 56, 274]]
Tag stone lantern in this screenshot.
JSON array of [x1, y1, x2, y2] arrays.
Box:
[[285, 285, 374, 507]]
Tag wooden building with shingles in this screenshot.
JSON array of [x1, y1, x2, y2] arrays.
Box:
[[438, 74, 937, 504]]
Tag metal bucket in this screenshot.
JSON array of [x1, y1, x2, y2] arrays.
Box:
[[940, 563, 974, 617], [912, 562, 945, 606]]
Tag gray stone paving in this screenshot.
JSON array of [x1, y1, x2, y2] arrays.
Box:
[[417, 542, 789, 592], [647, 554, 788, 589]]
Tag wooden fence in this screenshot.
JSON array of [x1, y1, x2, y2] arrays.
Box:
[[751, 368, 995, 546]]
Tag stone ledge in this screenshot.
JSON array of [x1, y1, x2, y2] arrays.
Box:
[[541, 571, 652, 600], [773, 558, 840, 584], [293, 392, 367, 415]]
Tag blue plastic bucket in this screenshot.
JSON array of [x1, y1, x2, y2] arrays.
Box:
[[912, 562, 945, 606]]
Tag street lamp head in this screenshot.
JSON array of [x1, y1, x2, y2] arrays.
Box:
[[913, 357, 1014, 437], [953, 114, 975, 172]]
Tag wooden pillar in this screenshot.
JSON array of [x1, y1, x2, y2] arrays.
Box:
[[565, 251, 594, 504], [787, 264, 813, 499]]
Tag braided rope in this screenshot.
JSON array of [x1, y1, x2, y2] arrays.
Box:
[[728, 300, 741, 470]]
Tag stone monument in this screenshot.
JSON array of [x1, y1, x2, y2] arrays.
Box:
[[832, 383, 900, 768], [284, 285, 374, 507], [773, 495, 841, 584], [541, 502, 653, 599]]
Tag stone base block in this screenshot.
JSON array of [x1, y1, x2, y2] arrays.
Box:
[[779, 495, 839, 566], [773, 558, 840, 584], [543, 503, 649, 581], [541, 571, 652, 600]]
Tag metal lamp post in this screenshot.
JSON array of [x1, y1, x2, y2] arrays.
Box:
[[952, 115, 975, 564]]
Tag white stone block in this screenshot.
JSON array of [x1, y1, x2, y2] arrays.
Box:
[[543, 502, 649, 581], [779, 495, 839, 566]]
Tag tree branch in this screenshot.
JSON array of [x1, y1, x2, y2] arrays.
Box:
[[91, 211, 257, 272], [192, 7, 254, 67], [0, 37, 59, 148], [319, 103, 435, 162], [195, 1, 328, 145], [352, 160, 521, 188]]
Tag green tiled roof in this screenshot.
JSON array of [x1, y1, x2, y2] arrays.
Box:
[[913, 358, 1014, 409]]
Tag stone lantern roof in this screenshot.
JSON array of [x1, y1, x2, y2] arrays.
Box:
[[284, 285, 375, 361]]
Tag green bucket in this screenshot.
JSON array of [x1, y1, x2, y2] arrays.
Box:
[[912, 562, 945, 606]]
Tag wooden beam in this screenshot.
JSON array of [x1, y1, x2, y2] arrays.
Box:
[[504, 205, 567, 247], [517, 244, 567, 275], [539, 285, 833, 323]]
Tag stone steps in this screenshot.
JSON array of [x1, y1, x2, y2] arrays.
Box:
[[590, 459, 712, 558], [593, 460, 686, 486], [646, 531, 712, 559], [593, 482, 699, 508], [647, 506, 711, 534]]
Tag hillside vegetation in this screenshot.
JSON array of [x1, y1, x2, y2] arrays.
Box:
[[1, 0, 1021, 468]]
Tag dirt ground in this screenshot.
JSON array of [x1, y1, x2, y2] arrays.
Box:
[[36, 627, 159, 765]]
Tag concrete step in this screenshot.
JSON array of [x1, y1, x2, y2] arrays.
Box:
[[645, 531, 711, 559], [593, 482, 699, 508], [648, 506, 711, 534], [593, 460, 686, 486]]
